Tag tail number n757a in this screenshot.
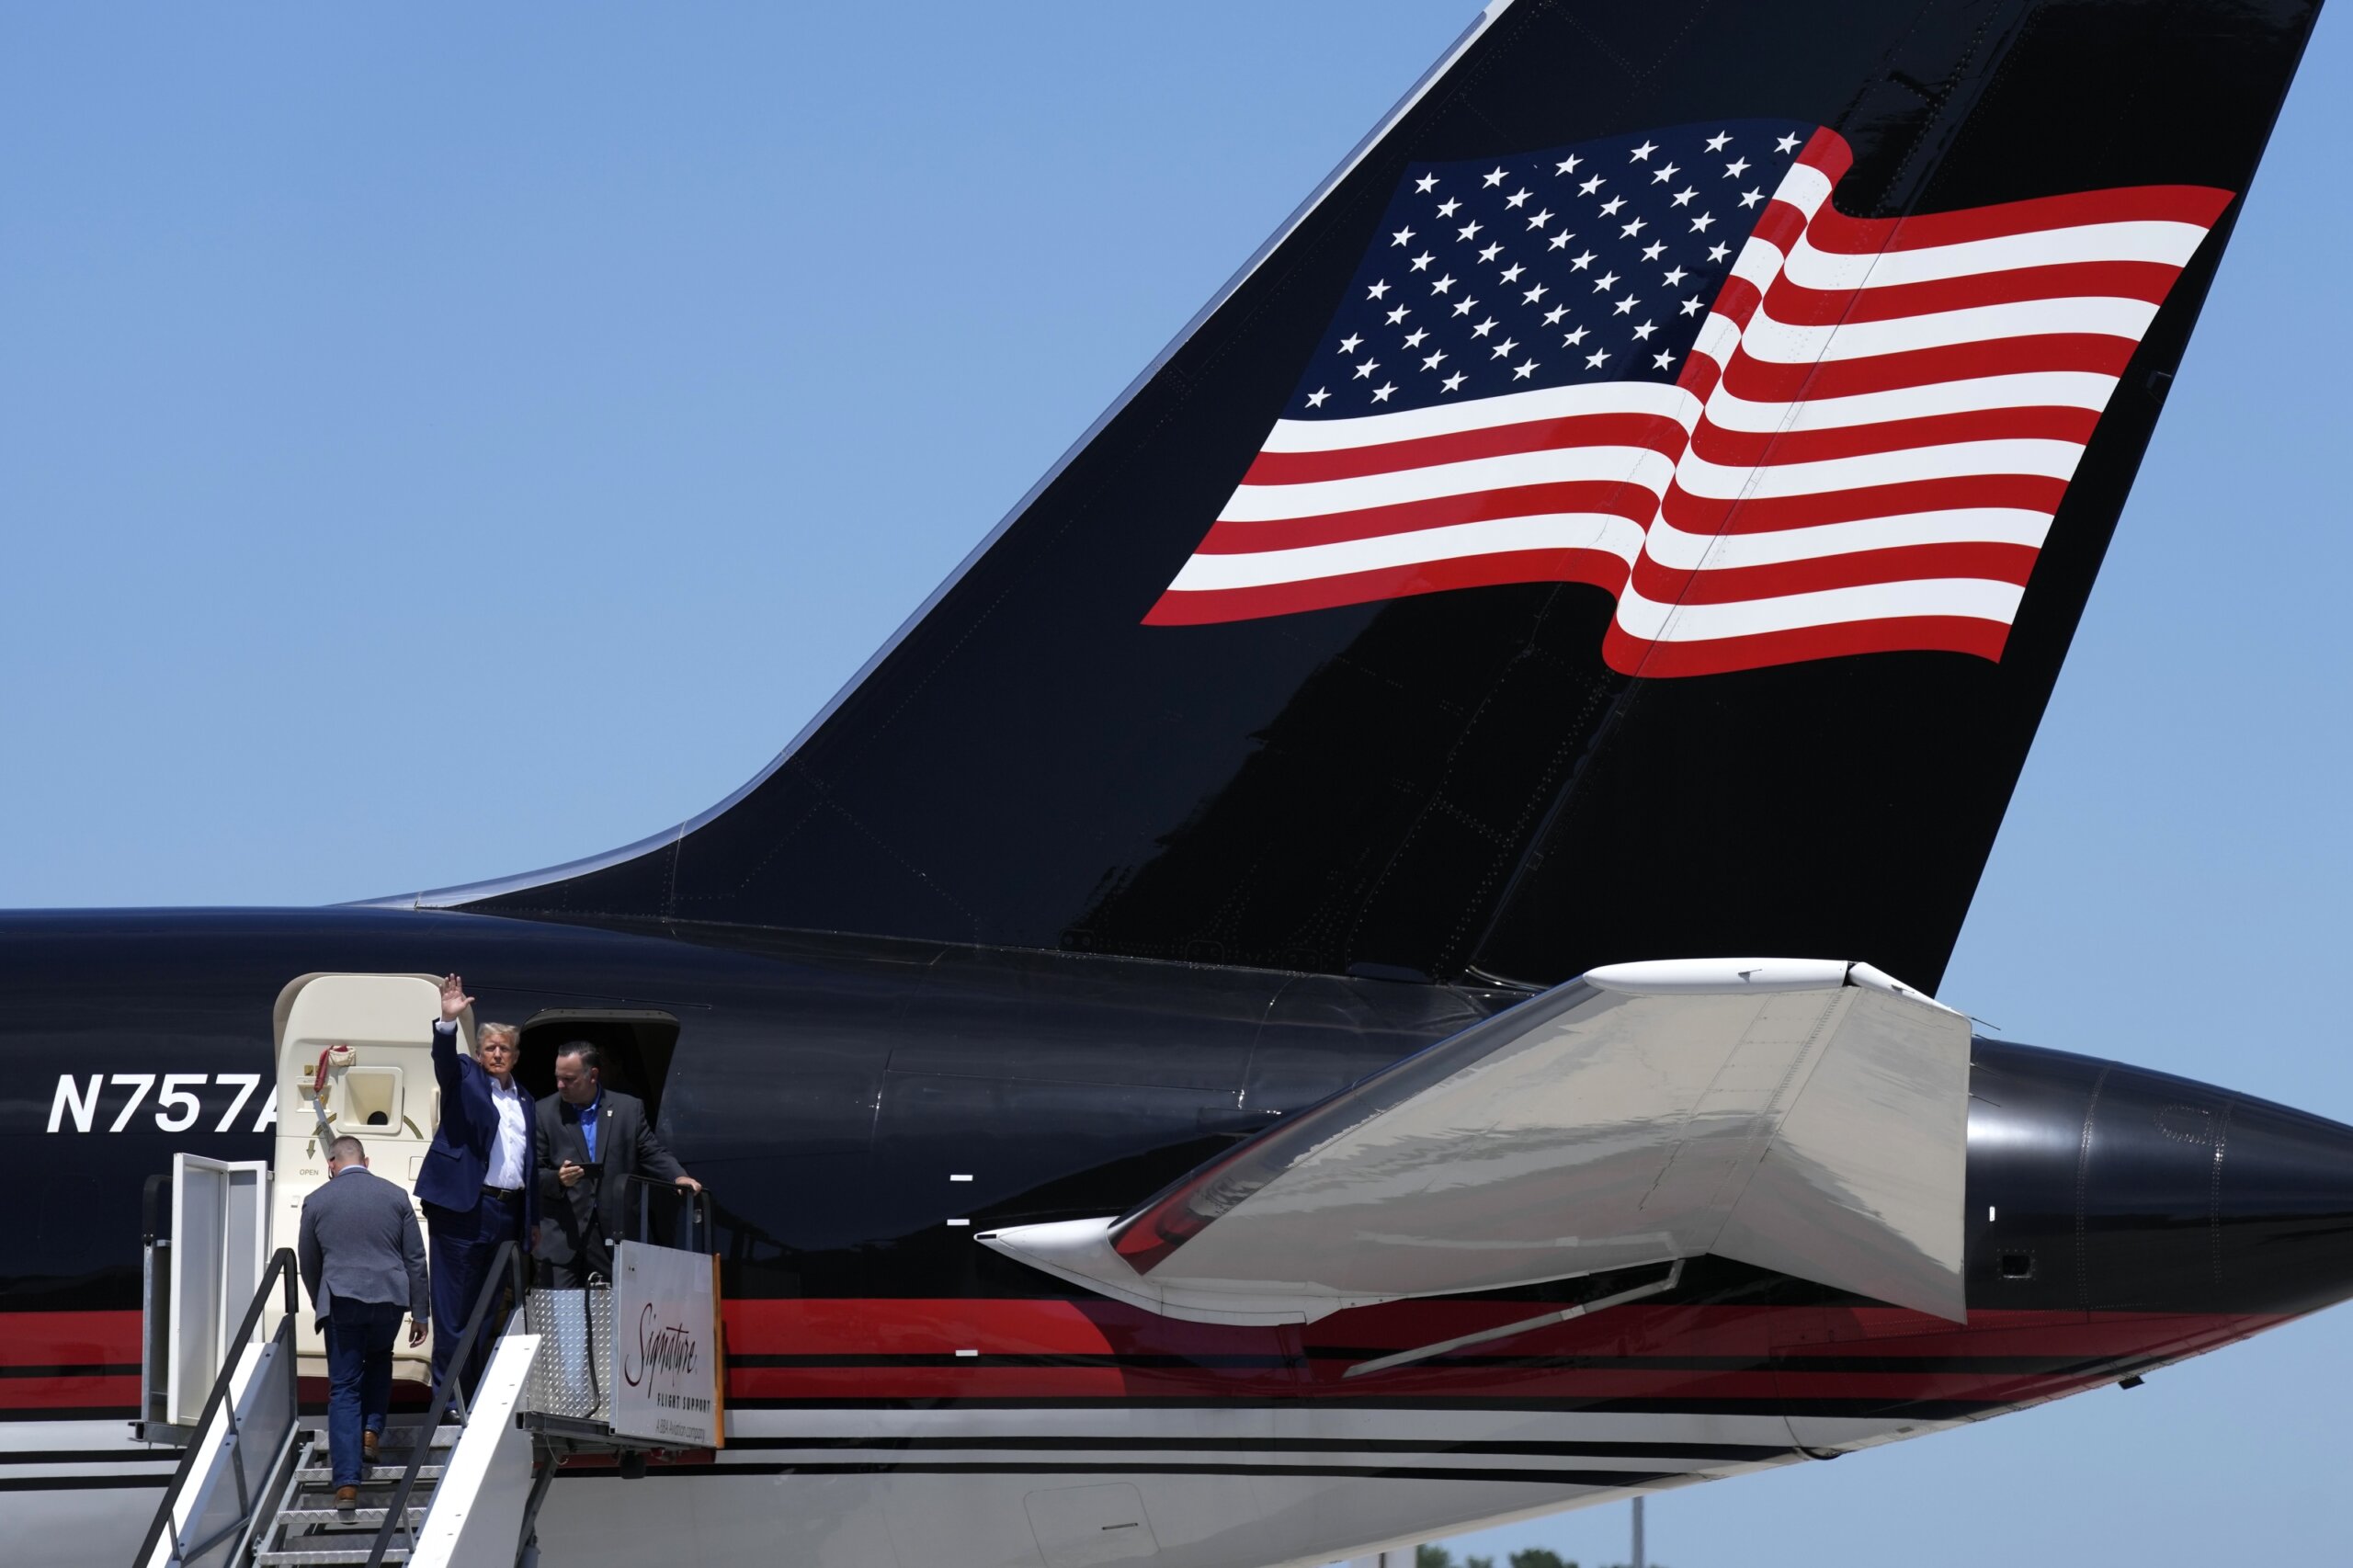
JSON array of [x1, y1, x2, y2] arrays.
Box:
[[46, 1073, 278, 1134]]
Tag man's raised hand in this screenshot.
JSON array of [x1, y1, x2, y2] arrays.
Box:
[[439, 974, 474, 1023]]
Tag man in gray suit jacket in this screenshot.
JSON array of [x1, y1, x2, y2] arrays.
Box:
[[299, 1135, 431, 1506]]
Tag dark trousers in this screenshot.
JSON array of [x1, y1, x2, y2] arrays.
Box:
[[422, 1193, 521, 1400], [540, 1221, 610, 1290], [324, 1300, 405, 1487]]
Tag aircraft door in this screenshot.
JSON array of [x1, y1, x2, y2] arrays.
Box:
[[270, 972, 460, 1378], [165, 1152, 270, 1425]]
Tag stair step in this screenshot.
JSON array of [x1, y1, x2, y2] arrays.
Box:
[[394, 1424, 464, 1448], [296, 1423, 460, 1448], [359, 1426, 462, 1453], [295, 1463, 445, 1484], [255, 1551, 408, 1565], [275, 1497, 427, 1516]]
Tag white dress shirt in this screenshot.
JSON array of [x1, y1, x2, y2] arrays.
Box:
[[484, 1076, 529, 1191]]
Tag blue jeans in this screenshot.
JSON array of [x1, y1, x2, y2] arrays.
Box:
[[324, 1299, 406, 1487], [423, 1193, 521, 1402]]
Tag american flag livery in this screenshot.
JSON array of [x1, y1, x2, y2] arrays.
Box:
[[1144, 120, 2231, 676]]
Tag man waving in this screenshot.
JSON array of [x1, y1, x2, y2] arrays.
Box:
[[415, 973, 533, 1400]]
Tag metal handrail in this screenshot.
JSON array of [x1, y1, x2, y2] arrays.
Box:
[[623, 1174, 714, 1253], [131, 1246, 301, 1568], [365, 1238, 526, 1568]]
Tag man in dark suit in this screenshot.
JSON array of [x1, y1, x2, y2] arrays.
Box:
[[298, 1135, 430, 1508], [415, 974, 533, 1399], [535, 1040, 701, 1287]]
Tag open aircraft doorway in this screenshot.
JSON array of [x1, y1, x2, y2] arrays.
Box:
[[511, 1010, 680, 1125]]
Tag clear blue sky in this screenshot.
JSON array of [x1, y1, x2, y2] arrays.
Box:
[[5, 5, 2349, 1564]]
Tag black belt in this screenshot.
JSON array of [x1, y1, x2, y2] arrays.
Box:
[[482, 1186, 523, 1200]]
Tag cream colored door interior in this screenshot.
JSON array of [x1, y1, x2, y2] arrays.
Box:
[[270, 972, 469, 1381]]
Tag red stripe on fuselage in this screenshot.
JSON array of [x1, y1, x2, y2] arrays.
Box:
[[0, 1310, 140, 1367], [0, 1301, 2282, 1416], [710, 1298, 2278, 1407]]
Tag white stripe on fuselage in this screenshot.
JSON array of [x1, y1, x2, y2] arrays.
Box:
[[5, 1404, 1936, 1568]]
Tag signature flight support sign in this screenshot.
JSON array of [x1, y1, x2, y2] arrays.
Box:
[[609, 1241, 726, 1449]]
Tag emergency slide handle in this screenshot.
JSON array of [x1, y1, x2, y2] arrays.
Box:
[[306, 1045, 351, 1140]]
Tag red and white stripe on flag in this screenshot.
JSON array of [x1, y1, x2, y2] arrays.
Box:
[[1143, 131, 2232, 677]]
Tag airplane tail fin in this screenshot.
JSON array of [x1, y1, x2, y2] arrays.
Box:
[[391, 0, 2320, 993]]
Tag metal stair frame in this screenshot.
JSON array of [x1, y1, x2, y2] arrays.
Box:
[[134, 1247, 306, 1568], [360, 1240, 528, 1568], [249, 1425, 446, 1567], [134, 1184, 727, 1567]]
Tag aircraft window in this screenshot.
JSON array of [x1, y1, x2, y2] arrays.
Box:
[[1997, 1250, 2036, 1280], [341, 1064, 403, 1130]]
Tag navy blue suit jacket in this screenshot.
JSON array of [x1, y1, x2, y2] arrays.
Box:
[[415, 1020, 536, 1243]]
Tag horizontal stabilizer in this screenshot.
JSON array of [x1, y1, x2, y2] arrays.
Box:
[[979, 958, 1970, 1324]]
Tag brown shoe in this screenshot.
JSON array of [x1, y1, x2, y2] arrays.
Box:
[[334, 1485, 358, 1511], [361, 1430, 379, 1463]]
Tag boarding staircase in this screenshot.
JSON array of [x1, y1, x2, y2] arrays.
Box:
[[131, 1161, 721, 1568], [244, 1420, 449, 1565], [132, 1236, 530, 1568]]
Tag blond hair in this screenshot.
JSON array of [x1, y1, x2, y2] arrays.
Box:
[[478, 1021, 520, 1050]]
